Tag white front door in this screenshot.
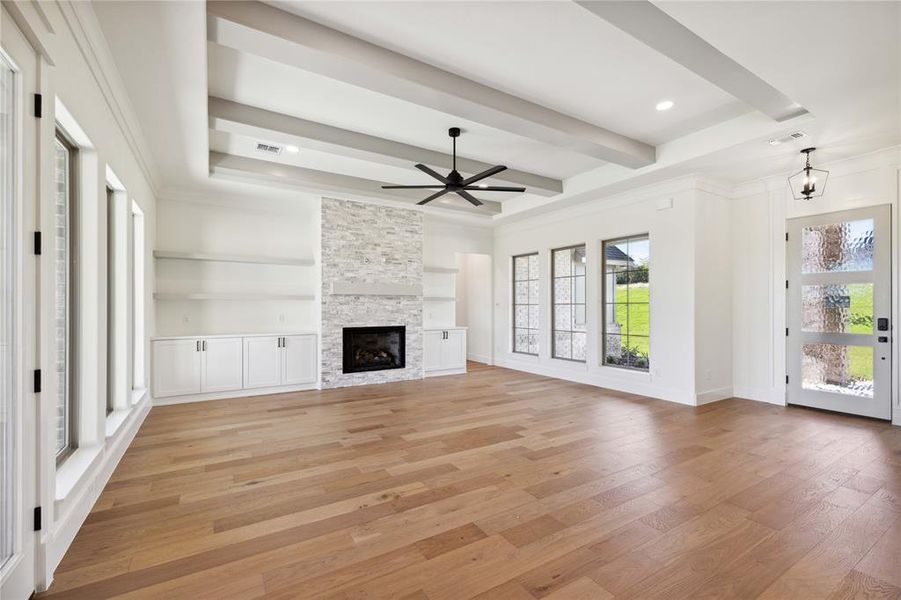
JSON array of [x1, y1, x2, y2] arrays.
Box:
[[0, 8, 38, 598], [787, 205, 892, 419]]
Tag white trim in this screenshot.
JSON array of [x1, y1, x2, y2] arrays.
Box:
[[695, 386, 733, 406], [152, 383, 319, 406], [466, 352, 492, 365]]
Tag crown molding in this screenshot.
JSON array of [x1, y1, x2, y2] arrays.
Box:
[[56, 1, 161, 196]]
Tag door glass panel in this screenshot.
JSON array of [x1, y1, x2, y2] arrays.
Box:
[[0, 52, 15, 569], [801, 283, 873, 333], [802, 343, 873, 398], [801, 218, 874, 273]]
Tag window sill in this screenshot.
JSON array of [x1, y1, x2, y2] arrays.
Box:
[[598, 364, 652, 380], [131, 387, 148, 406], [105, 408, 131, 439], [55, 445, 103, 502]]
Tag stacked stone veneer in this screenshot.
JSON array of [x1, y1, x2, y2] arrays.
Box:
[[320, 198, 423, 388]]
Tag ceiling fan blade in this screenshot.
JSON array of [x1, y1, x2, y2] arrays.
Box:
[[417, 189, 450, 205], [382, 185, 446, 189], [415, 164, 449, 183], [461, 165, 507, 186], [456, 190, 483, 207], [462, 185, 526, 192]]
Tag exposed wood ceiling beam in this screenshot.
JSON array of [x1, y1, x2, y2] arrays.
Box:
[[209, 152, 503, 215], [208, 97, 563, 197], [206, 1, 656, 169], [575, 1, 807, 122]]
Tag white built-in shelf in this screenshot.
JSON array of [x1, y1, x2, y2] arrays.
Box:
[[154, 250, 314, 267], [423, 296, 456, 302], [154, 292, 315, 301], [424, 266, 459, 274]]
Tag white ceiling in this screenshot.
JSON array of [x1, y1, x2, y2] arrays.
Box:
[[266, 0, 750, 146], [92, 1, 900, 221]]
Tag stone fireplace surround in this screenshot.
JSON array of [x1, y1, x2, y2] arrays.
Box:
[[320, 198, 424, 388]]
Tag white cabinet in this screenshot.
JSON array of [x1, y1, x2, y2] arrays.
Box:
[[202, 337, 243, 392], [244, 334, 318, 389], [423, 328, 467, 376], [153, 333, 318, 400], [153, 339, 202, 397], [244, 336, 282, 389], [283, 335, 317, 385]]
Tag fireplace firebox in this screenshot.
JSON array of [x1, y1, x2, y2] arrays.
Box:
[[342, 326, 406, 374]]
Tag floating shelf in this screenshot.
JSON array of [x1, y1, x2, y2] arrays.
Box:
[[424, 266, 459, 274], [154, 293, 315, 301], [154, 250, 314, 267], [423, 296, 456, 302]]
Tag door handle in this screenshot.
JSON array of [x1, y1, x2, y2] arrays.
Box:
[[877, 317, 889, 331], [202, 340, 206, 351], [196, 340, 200, 352]]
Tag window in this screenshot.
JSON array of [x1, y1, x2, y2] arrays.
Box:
[[54, 130, 77, 460], [551, 245, 586, 361], [106, 186, 115, 415], [512, 253, 539, 355], [0, 51, 16, 569], [131, 201, 145, 399], [603, 235, 650, 370]]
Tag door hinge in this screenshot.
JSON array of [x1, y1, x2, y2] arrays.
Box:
[[33, 93, 42, 118], [785, 232, 789, 242], [785, 280, 789, 289], [33, 231, 41, 255], [786, 375, 789, 384], [33, 369, 41, 393], [34, 506, 42, 531], [785, 327, 789, 337]]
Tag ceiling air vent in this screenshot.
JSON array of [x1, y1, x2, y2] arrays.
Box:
[[768, 131, 807, 146], [255, 142, 282, 155]]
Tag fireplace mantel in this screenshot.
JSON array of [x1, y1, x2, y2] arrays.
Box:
[[329, 281, 422, 296]]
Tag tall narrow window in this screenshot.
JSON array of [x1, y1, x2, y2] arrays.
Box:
[[603, 235, 650, 370], [551, 245, 586, 361], [106, 186, 115, 415], [131, 202, 145, 399], [54, 130, 77, 460], [0, 51, 16, 568], [512, 253, 539, 355]]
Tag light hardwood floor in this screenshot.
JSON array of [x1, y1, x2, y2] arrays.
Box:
[[39, 363, 901, 599]]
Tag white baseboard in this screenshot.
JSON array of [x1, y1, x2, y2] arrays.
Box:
[[732, 386, 787, 406], [424, 367, 467, 378], [493, 356, 697, 406], [466, 352, 492, 365], [153, 383, 319, 406], [695, 386, 733, 406], [40, 395, 151, 591]]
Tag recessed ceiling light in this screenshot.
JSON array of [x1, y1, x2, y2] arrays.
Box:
[[285, 145, 300, 153], [478, 184, 488, 188], [655, 100, 674, 111]]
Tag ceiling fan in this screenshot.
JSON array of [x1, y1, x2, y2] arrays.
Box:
[[382, 127, 526, 206]]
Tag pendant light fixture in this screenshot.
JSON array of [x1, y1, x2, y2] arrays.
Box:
[[788, 147, 829, 200]]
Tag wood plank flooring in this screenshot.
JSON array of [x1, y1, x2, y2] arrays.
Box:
[[39, 363, 901, 599]]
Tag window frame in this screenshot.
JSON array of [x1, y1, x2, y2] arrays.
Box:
[[54, 127, 79, 464], [601, 233, 650, 372], [511, 252, 539, 356], [550, 243, 587, 363]]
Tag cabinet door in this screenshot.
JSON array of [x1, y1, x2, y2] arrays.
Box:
[[153, 339, 201, 397], [282, 335, 317, 385], [202, 337, 243, 393], [442, 330, 467, 369], [423, 330, 445, 371], [243, 336, 282, 389]]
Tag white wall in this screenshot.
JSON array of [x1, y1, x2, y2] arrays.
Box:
[[455, 253, 492, 363], [423, 216, 492, 329], [731, 146, 900, 424], [7, 1, 158, 590], [154, 191, 320, 336], [493, 178, 702, 404]]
